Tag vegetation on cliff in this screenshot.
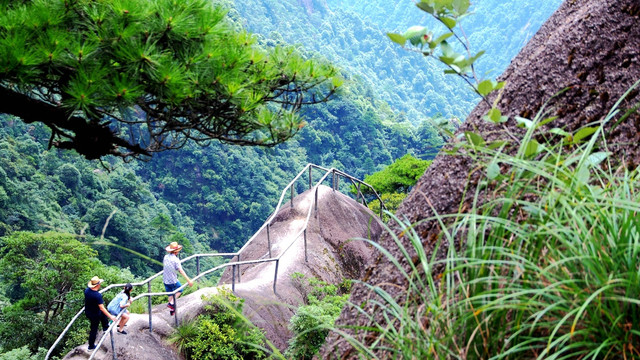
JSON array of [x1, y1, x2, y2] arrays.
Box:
[[335, 93, 640, 358], [0, 0, 565, 358]]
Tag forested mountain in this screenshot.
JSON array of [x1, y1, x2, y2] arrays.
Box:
[[0, 1, 563, 355], [0, 117, 206, 275], [232, 0, 562, 122], [0, 0, 563, 270], [0, 0, 560, 358]]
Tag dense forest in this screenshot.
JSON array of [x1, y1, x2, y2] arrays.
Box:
[[0, 0, 562, 357], [233, 0, 562, 121]]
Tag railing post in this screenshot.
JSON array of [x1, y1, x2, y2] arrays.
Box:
[[110, 329, 117, 360], [237, 254, 241, 283], [290, 186, 294, 207], [332, 171, 336, 191], [173, 294, 178, 326], [196, 256, 200, 277], [314, 188, 319, 218], [273, 260, 279, 294], [304, 229, 308, 262], [147, 282, 152, 333], [232, 264, 236, 292], [267, 224, 272, 257], [308, 166, 312, 189]]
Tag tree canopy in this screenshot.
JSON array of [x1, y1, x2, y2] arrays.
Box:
[[0, 0, 341, 160], [363, 154, 431, 194]]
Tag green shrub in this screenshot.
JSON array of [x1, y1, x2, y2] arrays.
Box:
[[169, 289, 267, 360], [0, 346, 45, 360], [286, 274, 349, 360], [367, 192, 407, 215]]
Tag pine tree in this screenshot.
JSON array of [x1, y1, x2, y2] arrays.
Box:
[[0, 0, 341, 159]]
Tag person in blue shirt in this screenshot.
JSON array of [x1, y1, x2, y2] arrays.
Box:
[[163, 242, 193, 316], [84, 276, 117, 351], [107, 283, 133, 334]]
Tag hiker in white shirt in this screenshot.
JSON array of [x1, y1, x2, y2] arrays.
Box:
[[163, 241, 193, 315]]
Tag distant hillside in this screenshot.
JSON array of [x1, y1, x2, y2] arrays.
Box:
[[232, 0, 562, 122]]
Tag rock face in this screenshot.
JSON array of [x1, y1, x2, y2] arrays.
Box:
[[218, 184, 383, 351], [62, 185, 383, 359], [323, 0, 640, 357]]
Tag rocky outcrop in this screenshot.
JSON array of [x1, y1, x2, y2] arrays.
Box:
[[324, 0, 640, 357], [219, 184, 383, 350], [63, 185, 383, 359]]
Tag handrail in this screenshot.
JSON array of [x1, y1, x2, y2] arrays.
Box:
[[236, 164, 331, 256], [45, 164, 384, 360]]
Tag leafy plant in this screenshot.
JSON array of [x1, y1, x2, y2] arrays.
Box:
[[333, 90, 640, 358], [0, 346, 46, 360], [363, 154, 431, 195], [286, 274, 350, 360], [169, 288, 268, 360], [168, 319, 199, 360], [359, 154, 431, 214], [387, 0, 507, 123]]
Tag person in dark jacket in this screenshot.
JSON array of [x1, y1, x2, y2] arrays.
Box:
[[84, 276, 116, 351]]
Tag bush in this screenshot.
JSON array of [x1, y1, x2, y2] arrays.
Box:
[[169, 289, 267, 360], [0, 346, 45, 360], [286, 274, 349, 360]]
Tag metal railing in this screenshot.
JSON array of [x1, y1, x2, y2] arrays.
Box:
[[45, 164, 385, 360]]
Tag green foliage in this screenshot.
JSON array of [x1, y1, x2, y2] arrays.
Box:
[[363, 154, 431, 194], [0, 117, 210, 276], [0, 232, 97, 350], [360, 154, 430, 214], [0, 0, 341, 159], [140, 92, 434, 251], [286, 274, 349, 360], [339, 97, 640, 359], [367, 193, 407, 215], [169, 288, 267, 360], [387, 0, 506, 117], [0, 231, 132, 355], [168, 320, 199, 360], [236, 0, 562, 122], [0, 346, 46, 360]]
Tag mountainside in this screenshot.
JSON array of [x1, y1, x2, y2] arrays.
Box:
[[0, 0, 563, 265], [0, 0, 568, 357], [233, 0, 563, 122], [324, 0, 640, 357], [61, 185, 383, 359]]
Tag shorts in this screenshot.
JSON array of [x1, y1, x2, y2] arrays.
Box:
[[164, 281, 183, 294]]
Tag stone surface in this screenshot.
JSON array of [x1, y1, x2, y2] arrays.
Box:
[[61, 185, 383, 359], [323, 0, 640, 358]]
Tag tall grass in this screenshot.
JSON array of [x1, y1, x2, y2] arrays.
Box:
[[334, 88, 640, 359]]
